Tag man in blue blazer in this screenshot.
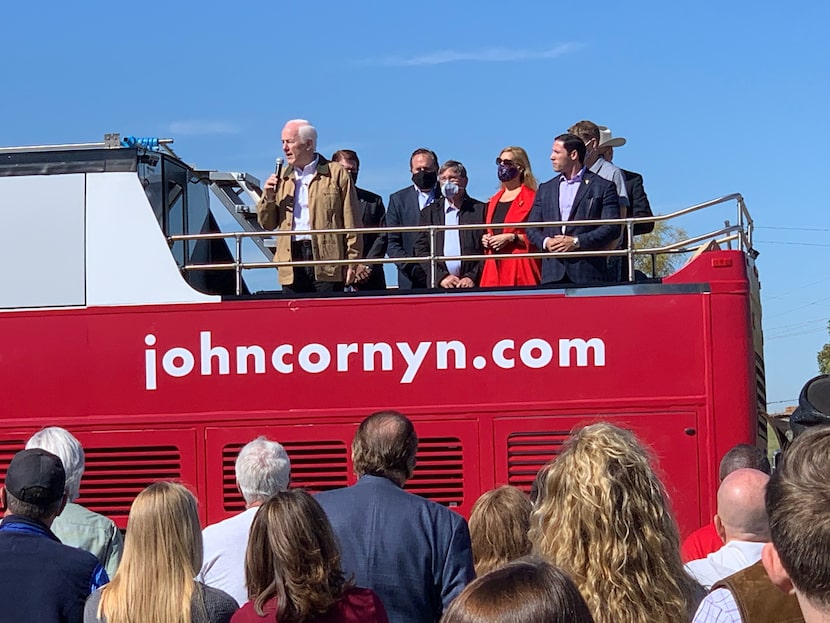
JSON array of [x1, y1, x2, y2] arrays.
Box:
[[315, 412, 474, 623], [527, 133, 621, 285], [386, 149, 442, 289]]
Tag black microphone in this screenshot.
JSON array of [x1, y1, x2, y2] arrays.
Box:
[[269, 157, 283, 200]]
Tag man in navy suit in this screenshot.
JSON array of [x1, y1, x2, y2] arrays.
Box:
[[315, 411, 474, 623], [386, 149, 441, 289], [527, 133, 621, 285]]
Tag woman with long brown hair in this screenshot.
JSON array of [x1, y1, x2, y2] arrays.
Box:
[[529, 423, 705, 623], [231, 489, 388, 623], [85, 481, 238, 623], [480, 146, 540, 286]]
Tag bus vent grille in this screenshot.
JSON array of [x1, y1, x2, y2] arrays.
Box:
[[0, 439, 26, 490], [78, 445, 183, 520], [507, 431, 570, 493], [756, 353, 768, 442], [406, 437, 464, 508], [222, 440, 350, 513]]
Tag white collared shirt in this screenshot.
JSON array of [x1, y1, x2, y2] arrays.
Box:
[[293, 156, 319, 241], [443, 199, 462, 277]]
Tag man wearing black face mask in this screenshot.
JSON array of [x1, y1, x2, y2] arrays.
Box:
[[386, 148, 442, 289], [332, 150, 387, 290]]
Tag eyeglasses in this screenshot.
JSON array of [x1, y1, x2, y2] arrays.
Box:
[[495, 158, 516, 166]]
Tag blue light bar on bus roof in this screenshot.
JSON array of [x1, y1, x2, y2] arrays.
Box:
[[120, 136, 161, 150]]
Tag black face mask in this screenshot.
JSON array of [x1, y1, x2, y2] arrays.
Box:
[[412, 170, 437, 191]]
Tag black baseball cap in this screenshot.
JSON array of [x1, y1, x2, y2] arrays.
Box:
[[4, 448, 66, 505]]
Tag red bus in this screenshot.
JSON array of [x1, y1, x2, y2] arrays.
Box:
[[0, 136, 765, 536]]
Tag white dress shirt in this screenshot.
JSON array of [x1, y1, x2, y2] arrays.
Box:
[[443, 200, 461, 277], [292, 157, 319, 241], [685, 540, 765, 589]]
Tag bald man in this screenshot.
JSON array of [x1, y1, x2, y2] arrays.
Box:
[[685, 468, 771, 588]]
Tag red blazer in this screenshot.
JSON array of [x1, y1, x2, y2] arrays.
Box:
[[480, 185, 541, 287], [230, 587, 388, 623]]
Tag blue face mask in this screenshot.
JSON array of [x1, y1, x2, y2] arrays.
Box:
[[442, 181, 460, 199]]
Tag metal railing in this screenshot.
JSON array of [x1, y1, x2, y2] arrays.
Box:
[[169, 193, 752, 295]]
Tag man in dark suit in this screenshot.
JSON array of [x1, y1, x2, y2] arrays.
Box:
[[414, 160, 485, 288], [597, 126, 654, 281], [597, 127, 654, 236], [527, 133, 621, 285], [332, 149, 387, 290], [386, 148, 441, 289], [315, 412, 474, 623]]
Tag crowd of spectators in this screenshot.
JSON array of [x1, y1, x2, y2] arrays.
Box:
[[255, 119, 655, 293], [3, 376, 830, 623]]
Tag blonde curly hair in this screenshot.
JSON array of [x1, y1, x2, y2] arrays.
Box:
[[529, 422, 701, 623]]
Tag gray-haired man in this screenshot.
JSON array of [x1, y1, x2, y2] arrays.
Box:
[[199, 436, 291, 605]]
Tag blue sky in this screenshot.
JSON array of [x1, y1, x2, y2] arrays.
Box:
[[3, 0, 827, 409]]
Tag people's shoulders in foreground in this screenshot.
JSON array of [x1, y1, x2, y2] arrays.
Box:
[[51, 501, 124, 579], [85, 582, 238, 623], [230, 586, 388, 623], [682, 521, 724, 563], [691, 588, 743, 623]]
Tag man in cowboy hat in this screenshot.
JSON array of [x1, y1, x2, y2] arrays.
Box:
[[596, 126, 654, 236]]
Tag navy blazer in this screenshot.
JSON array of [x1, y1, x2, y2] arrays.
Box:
[[386, 184, 441, 289], [526, 170, 621, 284], [315, 475, 474, 623], [413, 196, 485, 286]]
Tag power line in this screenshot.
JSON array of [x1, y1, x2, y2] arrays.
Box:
[[756, 226, 830, 232], [755, 240, 830, 247], [764, 295, 830, 320], [764, 276, 830, 300]]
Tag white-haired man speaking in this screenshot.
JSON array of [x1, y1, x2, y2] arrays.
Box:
[[199, 436, 291, 605], [257, 119, 363, 293]]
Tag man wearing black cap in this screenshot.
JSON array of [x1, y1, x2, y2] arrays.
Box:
[[0, 448, 108, 622]]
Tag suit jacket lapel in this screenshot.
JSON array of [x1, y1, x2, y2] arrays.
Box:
[[550, 175, 563, 225], [570, 174, 591, 220]]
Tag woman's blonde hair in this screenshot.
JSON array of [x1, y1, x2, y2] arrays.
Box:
[[498, 146, 538, 191], [529, 423, 700, 623], [245, 489, 351, 622], [469, 486, 532, 575], [97, 481, 204, 623]]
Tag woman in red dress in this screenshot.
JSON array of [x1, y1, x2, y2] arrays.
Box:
[[480, 146, 540, 287], [231, 490, 388, 623]]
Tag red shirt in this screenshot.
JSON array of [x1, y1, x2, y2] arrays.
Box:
[[681, 521, 723, 563], [230, 587, 388, 623]]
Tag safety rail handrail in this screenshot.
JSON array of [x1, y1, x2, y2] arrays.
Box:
[[169, 193, 751, 294]]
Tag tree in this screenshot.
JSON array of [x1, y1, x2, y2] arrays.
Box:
[[631, 220, 689, 277], [819, 321, 830, 375]]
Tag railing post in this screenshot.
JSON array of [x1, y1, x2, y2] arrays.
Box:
[[429, 226, 437, 288], [235, 234, 243, 295], [724, 220, 733, 250], [626, 220, 635, 282]]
